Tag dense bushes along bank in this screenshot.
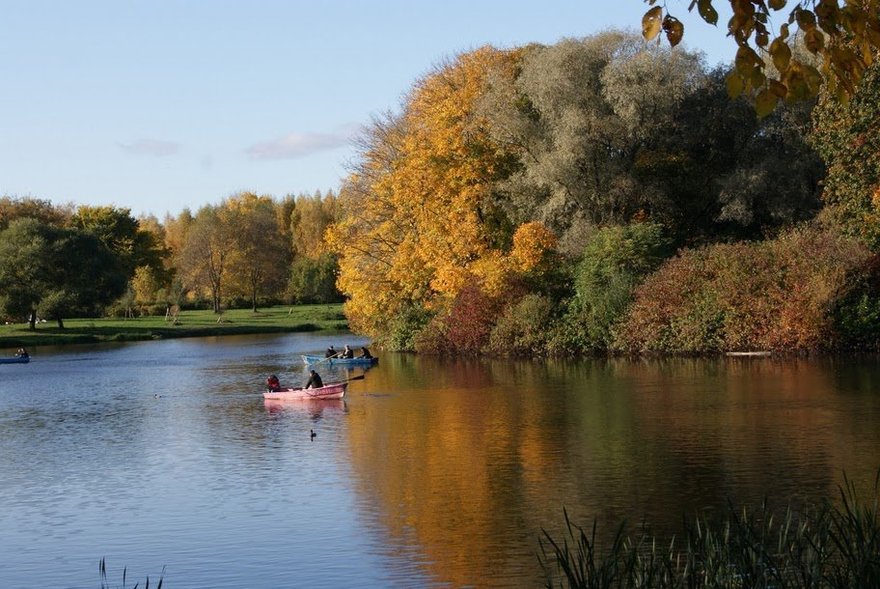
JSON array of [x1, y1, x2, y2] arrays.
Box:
[[377, 223, 880, 357]]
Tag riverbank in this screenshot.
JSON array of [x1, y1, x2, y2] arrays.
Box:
[[0, 304, 347, 349]]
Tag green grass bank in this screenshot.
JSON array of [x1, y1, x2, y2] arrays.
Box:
[[0, 304, 348, 350]]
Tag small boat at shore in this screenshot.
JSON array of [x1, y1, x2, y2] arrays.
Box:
[[263, 381, 348, 401], [0, 356, 30, 364], [302, 354, 378, 367]]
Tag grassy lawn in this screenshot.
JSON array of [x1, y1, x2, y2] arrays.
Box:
[[0, 304, 348, 349]]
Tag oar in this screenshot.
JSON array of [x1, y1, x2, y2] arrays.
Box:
[[313, 353, 341, 365], [300, 374, 365, 394]]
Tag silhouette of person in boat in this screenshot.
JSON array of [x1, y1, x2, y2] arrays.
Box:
[[304, 370, 323, 389]]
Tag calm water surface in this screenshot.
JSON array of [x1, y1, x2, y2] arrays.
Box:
[[1, 334, 879, 588]]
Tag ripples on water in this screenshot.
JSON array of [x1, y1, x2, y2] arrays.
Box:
[[1, 338, 879, 587]]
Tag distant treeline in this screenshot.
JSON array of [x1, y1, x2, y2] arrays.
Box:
[[0, 191, 342, 329]]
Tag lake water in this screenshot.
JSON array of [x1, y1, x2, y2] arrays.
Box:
[[1, 334, 879, 588]]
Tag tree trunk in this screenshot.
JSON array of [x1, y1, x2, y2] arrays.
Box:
[[28, 310, 36, 331], [57, 317, 65, 329]]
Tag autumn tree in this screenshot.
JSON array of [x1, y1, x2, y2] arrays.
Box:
[[163, 208, 193, 261], [643, 0, 880, 115], [131, 265, 163, 313], [177, 205, 237, 313], [291, 190, 338, 259], [479, 33, 822, 246], [223, 192, 290, 311], [0, 195, 72, 230], [327, 47, 527, 340]]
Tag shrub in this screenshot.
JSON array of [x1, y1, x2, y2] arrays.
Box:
[[832, 254, 880, 350], [442, 283, 502, 355], [615, 225, 871, 354], [570, 222, 672, 350], [488, 294, 555, 356], [383, 303, 435, 352]]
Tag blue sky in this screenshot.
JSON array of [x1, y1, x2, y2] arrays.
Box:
[[0, 1, 735, 218]]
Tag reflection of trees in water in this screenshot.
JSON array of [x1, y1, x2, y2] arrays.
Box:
[[346, 354, 880, 586]]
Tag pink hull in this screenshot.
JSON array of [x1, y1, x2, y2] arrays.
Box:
[[263, 382, 347, 400]]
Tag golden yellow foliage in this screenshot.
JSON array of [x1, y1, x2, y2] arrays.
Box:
[[645, 0, 880, 114], [327, 47, 522, 339], [510, 222, 558, 272]]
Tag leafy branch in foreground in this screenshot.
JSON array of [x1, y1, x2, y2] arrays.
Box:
[[642, 0, 880, 116]]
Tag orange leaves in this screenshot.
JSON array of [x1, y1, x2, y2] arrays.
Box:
[[510, 221, 558, 272], [329, 48, 524, 339], [643, 0, 880, 116]]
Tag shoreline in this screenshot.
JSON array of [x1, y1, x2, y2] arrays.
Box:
[[0, 304, 349, 350]]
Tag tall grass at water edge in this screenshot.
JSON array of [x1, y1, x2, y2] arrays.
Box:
[[540, 474, 880, 588], [99, 558, 163, 589]]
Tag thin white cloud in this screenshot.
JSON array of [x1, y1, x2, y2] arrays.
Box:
[[246, 124, 358, 161], [117, 139, 181, 157]]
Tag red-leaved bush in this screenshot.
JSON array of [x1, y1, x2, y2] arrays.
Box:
[[415, 282, 504, 355]]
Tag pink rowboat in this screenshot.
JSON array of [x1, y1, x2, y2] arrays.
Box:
[[263, 382, 347, 401]]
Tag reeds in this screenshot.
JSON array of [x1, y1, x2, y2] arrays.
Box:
[[99, 558, 164, 589], [540, 474, 880, 588]]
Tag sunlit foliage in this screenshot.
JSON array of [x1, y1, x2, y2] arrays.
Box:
[[643, 0, 880, 115], [615, 225, 871, 353], [328, 47, 525, 340], [223, 192, 290, 311]]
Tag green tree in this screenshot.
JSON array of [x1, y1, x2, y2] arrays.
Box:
[[810, 59, 880, 248], [479, 33, 822, 246], [288, 253, 342, 304], [70, 205, 166, 279], [0, 218, 127, 328]]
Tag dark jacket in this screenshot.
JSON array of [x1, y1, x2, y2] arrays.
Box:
[[305, 372, 324, 389]]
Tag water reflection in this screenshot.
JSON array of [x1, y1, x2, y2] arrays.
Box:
[[264, 398, 348, 418], [345, 355, 880, 587], [1, 338, 879, 588]]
